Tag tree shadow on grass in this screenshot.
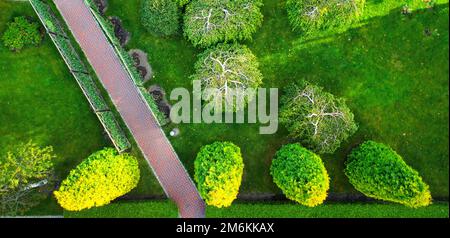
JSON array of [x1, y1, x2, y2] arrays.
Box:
[[271, 4, 449, 195]]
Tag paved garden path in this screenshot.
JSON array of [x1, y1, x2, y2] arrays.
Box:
[[53, 0, 205, 218]]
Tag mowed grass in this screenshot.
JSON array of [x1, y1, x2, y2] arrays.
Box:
[[107, 0, 449, 197], [64, 200, 449, 218], [0, 1, 163, 215]]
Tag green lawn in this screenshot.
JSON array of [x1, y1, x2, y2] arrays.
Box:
[[107, 0, 449, 197], [0, 0, 163, 216], [64, 200, 449, 218], [1, 0, 448, 217]]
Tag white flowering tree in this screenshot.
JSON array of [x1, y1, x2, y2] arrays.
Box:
[[183, 0, 263, 47], [191, 43, 263, 112], [280, 82, 358, 154]]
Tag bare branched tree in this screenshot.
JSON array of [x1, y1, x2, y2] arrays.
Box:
[[280, 82, 358, 154], [184, 0, 263, 47], [191, 44, 263, 112]]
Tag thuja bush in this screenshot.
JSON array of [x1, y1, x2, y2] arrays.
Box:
[[270, 143, 329, 207], [141, 0, 180, 36], [54, 148, 139, 211], [184, 0, 263, 47], [286, 0, 365, 36], [194, 141, 244, 208], [2, 16, 42, 51], [345, 141, 432, 208]]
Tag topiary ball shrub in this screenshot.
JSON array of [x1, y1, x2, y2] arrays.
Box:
[[191, 43, 263, 112], [270, 143, 329, 207], [2, 16, 42, 51], [345, 141, 432, 208], [194, 141, 244, 208], [54, 148, 140, 211], [140, 0, 180, 36], [184, 0, 264, 47], [286, 0, 365, 36], [280, 81, 357, 154]]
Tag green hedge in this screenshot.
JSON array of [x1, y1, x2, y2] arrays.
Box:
[[345, 141, 432, 208], [270, 143, 329, 207], [138, 87, 169, 126], [31, 0, 131, 153], [97, 111, 131, 152], [74, 73, 109, 111], [86, 0, 169, 126]]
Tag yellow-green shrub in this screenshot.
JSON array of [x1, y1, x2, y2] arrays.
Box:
[[194, 141, 244, 208], [271, 143, 330, 207], [54, 148, 140, 211]]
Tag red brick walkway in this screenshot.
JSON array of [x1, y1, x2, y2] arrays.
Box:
[[53, 0, 205, 218]]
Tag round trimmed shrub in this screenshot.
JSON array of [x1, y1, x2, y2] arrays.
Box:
[[184, 0, 263, 47], [271, 143, 329, 207], [191, 43, 263, 112], [54, 148, 140, 211], [194, 141, 244, 208], [286, 0, 365, 35], [2, 16, 42, 51], [140, 0, 180, 36], [345, 141, 432, 208]]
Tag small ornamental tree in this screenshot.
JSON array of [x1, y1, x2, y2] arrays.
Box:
[[270, 143, 329, 207], [280, 81, 357, 154], [286, 0, 365, 35], [184, 0, 263, 47], [2, 16, 42, 51], [0, 141, 55, 215], [140, 0, 180, 36], [345, 141, 432, 208], [191, 43, 263, 112], [194, 141, 244, 208], [54, 148, 140, 211]]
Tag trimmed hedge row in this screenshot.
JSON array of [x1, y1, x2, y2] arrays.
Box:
[[30, 0, 131, 152], [85, 0, 169, 126], [138, 87, 170, 126], [98, 111, 132, 152], [73, 73, 109, 111]]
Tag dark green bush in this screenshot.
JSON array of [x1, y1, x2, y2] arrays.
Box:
[[345, 141, 432, 208], [270, 143, 329, 207], [286, 0, 365, 36], [2, 16, 42, 51], [141, 0, 180, 36], [194, 141, 244, 208]]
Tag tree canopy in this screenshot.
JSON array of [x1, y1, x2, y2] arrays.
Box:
[[191, 43, 263, 112], [280, 81, 357, 154], [54, 148, 140, 211], [184, 0, 263, 47], [286, 0, 365, 35], [270, 143, 329, 207], [345, 141, 432, 208], [0, 141, 55, 215], [194, 141, 244, 208], [2, 16, 42, 51], [140, 0, 180, 36]]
